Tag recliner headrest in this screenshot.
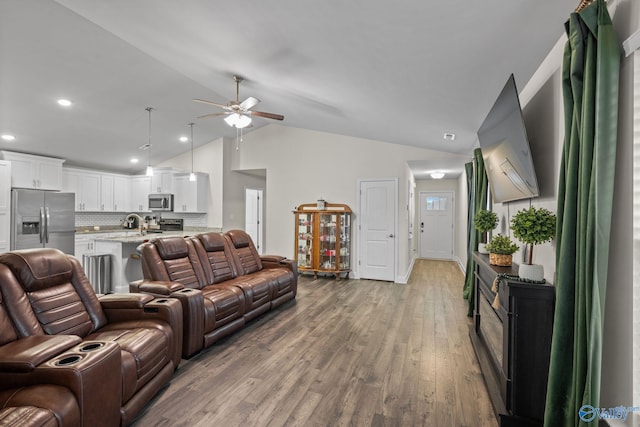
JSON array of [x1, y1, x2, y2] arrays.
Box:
[[197, 232, 226, 252], [226, 230, 250, 248], [154, 236, 190, 260], [0, 249, 73, 292]]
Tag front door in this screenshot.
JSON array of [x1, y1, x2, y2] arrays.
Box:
[[419, 191, 454, 260], [359, 179, 397, 281]]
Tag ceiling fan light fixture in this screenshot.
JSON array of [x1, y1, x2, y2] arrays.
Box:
[[224, 113, 252, 129]]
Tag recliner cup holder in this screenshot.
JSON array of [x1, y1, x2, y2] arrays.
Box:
[[180, 289, 192, 293], [54, 355, 83, 366], [156, 299, 168, 303], [80, 342, 105, 352]]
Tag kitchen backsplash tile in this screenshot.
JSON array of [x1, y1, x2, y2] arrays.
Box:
[[75, 212, 207, 228]]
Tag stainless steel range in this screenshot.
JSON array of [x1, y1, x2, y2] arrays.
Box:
[[158, 218, 183, 231]]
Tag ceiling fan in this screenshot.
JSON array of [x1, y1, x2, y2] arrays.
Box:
[[193, 75, 284, 128]]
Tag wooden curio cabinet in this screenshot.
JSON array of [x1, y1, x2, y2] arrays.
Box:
[[293, 202, 352, 279]]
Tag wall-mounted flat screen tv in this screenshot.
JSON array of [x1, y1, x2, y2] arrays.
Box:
[[477, 74, 539, 203]]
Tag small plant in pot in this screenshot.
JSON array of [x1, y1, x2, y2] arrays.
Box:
[[510, 206, 556, 281], [474, 209, 498, 254], [484, 234, 519, 266]]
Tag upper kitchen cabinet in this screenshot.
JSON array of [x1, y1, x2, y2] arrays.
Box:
[[1, 151, 65, 191], [112, 175, 130, 212], [130, 175, 151, 212], [62, 168, 131, 212], [150, 168, 177, 194], [173, 172, 208, 213], [100, 174, 131, 212], [63, 168, 101, 211]]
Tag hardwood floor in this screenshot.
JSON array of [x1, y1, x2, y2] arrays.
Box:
[[132, 259, 497, 427]]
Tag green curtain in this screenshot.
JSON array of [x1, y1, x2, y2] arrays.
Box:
[[544, 1, 621, 426], [462, 148, 488, 316]]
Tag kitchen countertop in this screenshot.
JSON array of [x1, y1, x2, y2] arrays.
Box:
[[92, 231, 190, 244], [86, 227, 223, 244]]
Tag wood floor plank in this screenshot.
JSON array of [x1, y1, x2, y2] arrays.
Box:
[[132, 260, 497, 427]]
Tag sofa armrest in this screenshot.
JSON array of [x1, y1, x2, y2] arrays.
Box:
[[129, 279, 185, 296], [260, 255, 286, 263], [98, 292, 154, 310], [0, 335, 82, 373], [261, 257, 298, 275]]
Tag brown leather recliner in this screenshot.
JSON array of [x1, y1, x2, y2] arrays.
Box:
[[223, 230, 297, 309], [0, 285, 81, 426], [0, 248, 183, 426], [134, 235, 247, 357], [131, 230, 297, 358]]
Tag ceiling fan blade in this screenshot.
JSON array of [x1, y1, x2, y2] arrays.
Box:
[[239, 96, 260, 110], [192, 98, 229, 109], [197, 112, 230, 119], [250, 110, 284, 121]]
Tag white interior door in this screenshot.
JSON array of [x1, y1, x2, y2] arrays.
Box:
[[359, 179, 397, 281], [245, 188, 263, 254], [419, 191, 454, 260]]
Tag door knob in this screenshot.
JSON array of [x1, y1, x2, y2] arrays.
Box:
[[388, 234, 395, 238]]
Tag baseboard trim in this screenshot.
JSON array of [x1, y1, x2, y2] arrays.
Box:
[[395, 254, 417, 284]]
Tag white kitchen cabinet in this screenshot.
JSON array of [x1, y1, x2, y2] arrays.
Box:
[[173, 172, 208, 213], [63, 168, 132, 212], [0, 161, 11, 253], [130, 175, 151, 212], [113, 176, 131, 212], [74, 235, 95, 267], [100, 175, 114, 211], [63, 169, 100, 211], [1, 151, 65, 191], [150, 168, 176, 194]]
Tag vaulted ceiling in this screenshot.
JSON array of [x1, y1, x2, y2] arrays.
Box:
[[0, 1, 576, 177]]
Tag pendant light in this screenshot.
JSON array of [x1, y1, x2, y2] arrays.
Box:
[[145, 107, 154, 177], [188, 122, 196, 182]]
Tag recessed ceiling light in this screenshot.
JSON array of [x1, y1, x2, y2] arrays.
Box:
[[443, 133, 456, 141], [1, 134, 16, 141], [57, 99, 72, 107], [130, 158, 139, 164], [430, 172, 445, 179], [179, 136, 188, 143]]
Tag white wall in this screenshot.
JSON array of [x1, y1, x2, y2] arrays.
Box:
[[222, 124, 449, 281], [600, 0, 637, 409], [157, 138, 224, 228]]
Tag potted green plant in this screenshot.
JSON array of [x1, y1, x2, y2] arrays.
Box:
[[510, 206, 556, 281], [484, 234, 519, 266], [474, 209, 498, 254]]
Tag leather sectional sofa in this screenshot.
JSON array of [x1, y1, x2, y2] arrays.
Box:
[[131, 229, 298, 358], [0, 248, 183, 427]]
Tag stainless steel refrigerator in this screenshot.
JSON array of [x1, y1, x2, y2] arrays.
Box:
[[11, 189, 75, 254]]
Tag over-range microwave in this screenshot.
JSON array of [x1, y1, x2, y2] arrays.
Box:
[[148, 194, 174, 211]]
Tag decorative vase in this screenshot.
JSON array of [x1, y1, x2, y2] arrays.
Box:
[[489, 253, 512, 267], [519, 264, 544, 281], [478, 243, 489, 254]]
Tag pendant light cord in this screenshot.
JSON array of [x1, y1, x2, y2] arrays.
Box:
[[189, 122, 195, 173]]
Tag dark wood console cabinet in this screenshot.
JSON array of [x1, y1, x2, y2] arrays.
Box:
[[469, 252, 555, 427]]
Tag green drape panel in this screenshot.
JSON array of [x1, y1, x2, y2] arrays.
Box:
[[544, 1, 621, 426], [462, 149, 488, 316]]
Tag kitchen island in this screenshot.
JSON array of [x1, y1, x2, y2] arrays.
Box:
[[90, 229, 220, 293]]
